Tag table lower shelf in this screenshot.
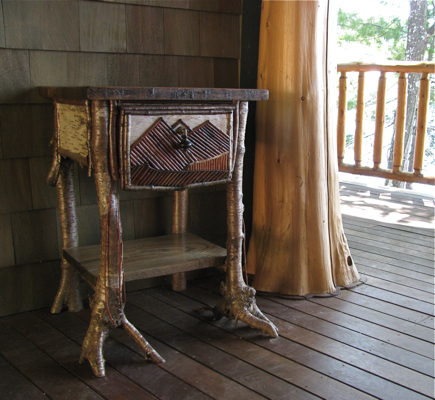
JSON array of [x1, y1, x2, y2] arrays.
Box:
[[63, 233, 227, 287]]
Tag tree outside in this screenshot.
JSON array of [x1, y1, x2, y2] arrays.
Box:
[[337, 0, 434, 191]]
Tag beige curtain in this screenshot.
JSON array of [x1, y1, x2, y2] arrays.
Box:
[[247, 0, 360, 296]]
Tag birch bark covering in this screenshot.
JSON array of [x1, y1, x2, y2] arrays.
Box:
[[247, 0, 360, 295]]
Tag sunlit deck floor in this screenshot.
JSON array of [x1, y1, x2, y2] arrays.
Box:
[[1, 182, 434, 400]]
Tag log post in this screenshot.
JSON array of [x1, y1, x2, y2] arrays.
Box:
[[247, 0, 360, 296], [355, 72, 365, 167], [337, 71, 347, 164], [373, 71, 387, 169], [393, 72, 407, 172], [414, 72, 430, 175]]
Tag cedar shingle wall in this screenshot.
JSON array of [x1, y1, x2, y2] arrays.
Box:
[[0, 0, 241, 316]]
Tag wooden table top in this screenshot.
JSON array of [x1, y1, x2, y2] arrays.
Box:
[[39, 86, 269, 101]]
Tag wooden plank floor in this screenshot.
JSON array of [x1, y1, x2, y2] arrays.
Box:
[[1, 182, 433, 400]]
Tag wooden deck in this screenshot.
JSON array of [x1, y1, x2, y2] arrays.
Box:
[[1, 182, 433, 400]]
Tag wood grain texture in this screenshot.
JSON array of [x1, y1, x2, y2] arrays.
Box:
[[29, 157, 58, 210], [119, 200, 136, 241], [214, 57, 239, 88], [157, 282, 378, 400], [191, 0, 242, 14], [188, 190, 227, 247], [112, 305, 269, 400], [0, 1, 5, 48], [37, 309, 211, 400], [373, 72, 387, 168], [393, 73, 407, 171], [137, 289, 334, 400], [76, 204, 101, 247], [0, 354, 47, 400], [256, 296, 434, 374], [199, 12, 240, 58], [90, 0, 242, 14], [0, 213, 14, 268], [0, 158, 32, 213], [6, 312, 156, 400], [124, 0, 190, 9], [30, 50, 69, 87], [129, 292, 318, 400], [0, 104, 53, 158], [0, 182, 432, 398], [0, 319, 103, 399], [0, 261, 61, 317], [126, 5, 164, 54], [192, 278, 432, 400], [248, 1, 360, 295], [67, 53, 108, 86], [139, 55, 179, 87], [164, 8, 200, 56], [3, 1, 79, 51], [414, 73, 431, 174], [40, 86, 268, 101], [64, 233, 227, 287], [338, 62, 435, 73], [0, 123, 3, 159], [133, 196, 172, 239], [107, 54, 140, 86], [0, 49, 31, 103], [354, 72, 365, 166], [11, 209, 59, 265], [179, 56, 214, 87], [79, 1, 126, 53], [77, 166, 97, 205], [337, 72, 347, 162]]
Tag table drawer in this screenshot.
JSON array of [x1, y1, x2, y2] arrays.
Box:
[[119, 102, 238, 190]]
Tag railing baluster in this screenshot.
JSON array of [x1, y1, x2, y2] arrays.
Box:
[[337, 71, 347, 164], [414, 72, 430, 175], [336, 62, 434, 186], [373, 71, 387, 169], [354, 71, 365, 167], [393, 72, 407, 172]]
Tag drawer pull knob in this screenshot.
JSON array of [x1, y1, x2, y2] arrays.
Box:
[[176, 126, 192, 150]]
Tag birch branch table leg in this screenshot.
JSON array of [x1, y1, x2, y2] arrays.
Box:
[[51, 158, 83, 314], [79, 100, 163, 377], [212, 102, 278, 338], [172, 190, 188, 291]]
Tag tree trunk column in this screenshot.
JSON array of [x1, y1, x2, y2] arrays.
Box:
[[247, 0, 360, 296]]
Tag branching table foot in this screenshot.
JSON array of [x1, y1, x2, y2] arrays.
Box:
[[213, 282, 278, 337]]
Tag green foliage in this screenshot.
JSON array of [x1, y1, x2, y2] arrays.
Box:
[[347, 98, 357, 110], [337, 8, 407, 60]]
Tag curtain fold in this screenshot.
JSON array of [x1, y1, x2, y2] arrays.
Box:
[[246, 0, 360, 296]]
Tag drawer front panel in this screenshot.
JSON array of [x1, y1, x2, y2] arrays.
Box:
[[119, 103, 237, 190]]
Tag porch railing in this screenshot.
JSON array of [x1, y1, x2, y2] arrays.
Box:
[[336, 62, 434, 185]]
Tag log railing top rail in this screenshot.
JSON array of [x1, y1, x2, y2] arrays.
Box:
[[39, 87, 269, 101], [337, 61, 434, 186], [338, 62, 435, 73]]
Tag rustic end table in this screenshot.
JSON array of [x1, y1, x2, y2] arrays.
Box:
[[41, 87, 278, 377]]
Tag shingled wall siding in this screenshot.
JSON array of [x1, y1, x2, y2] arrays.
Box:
[[0, 0, 241, 316]]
